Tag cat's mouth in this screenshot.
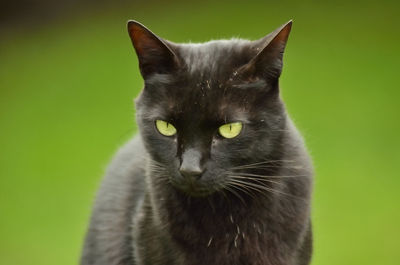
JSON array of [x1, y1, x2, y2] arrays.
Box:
[[170, 177, 218, 197]]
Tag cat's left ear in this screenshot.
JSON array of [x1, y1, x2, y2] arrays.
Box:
[[241, 21, 292, 84], [127, 20, 180, 79]]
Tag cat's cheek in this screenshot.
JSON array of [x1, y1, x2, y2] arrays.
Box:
[[211, 138, 218, 147], [210, 137, 223, 157], [142, 130, 177, 164], [211, 133, 227, 147]]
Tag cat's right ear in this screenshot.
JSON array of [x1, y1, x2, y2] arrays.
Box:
[[127, 21, 180, 78], [237, 21, 292, 86]]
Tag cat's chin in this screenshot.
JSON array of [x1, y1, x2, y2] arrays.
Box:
[[170, 181, 218, 198]]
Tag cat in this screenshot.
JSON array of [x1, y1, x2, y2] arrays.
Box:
[[81, 20, 313, 265]]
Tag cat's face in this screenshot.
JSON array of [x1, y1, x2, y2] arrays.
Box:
[[129, 21, 291, 197]]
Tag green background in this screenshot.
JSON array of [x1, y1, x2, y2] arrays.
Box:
[[1, 0, 399, 264]]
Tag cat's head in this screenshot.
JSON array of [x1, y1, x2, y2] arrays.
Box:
[[128, 21, 292, 197]]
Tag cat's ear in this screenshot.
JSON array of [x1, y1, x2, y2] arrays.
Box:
[[127, 20, 180, 78], [241, 21, 292, 84]]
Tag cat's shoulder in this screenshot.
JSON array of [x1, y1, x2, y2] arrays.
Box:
[[81, 136, 147, 265], [95, 135, 147, 209], [106, 135, 146, 177]]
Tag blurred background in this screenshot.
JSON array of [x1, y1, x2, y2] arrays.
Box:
[[0, 0, 399, 264]]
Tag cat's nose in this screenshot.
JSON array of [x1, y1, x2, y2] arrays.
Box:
[[180, 166, 203, 179], [179, 148, 204, 179]]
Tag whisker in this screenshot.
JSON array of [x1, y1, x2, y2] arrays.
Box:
[[226, 172, 307, 179], [230, 159, 296, 170], [224, 184, 247, 206], [230, 165, 303, 171], [225, 180, 258, 201], [229, 175, 281, 186], [219, 188, 231, 204], [228, 179, 268, 197], [228, 178, 306, 201]]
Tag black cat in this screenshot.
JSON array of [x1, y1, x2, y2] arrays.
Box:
[[81, 20, 313, 265]]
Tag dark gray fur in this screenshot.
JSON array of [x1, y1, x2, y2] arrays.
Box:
[[81, 21, 313, 265]]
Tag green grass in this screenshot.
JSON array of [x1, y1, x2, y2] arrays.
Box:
[[0, 0, 399, 264]]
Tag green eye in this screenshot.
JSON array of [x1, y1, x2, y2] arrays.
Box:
[[155, 120, 177, 136], [218, 122, 243, 139]]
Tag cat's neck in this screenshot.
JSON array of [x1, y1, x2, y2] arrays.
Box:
[[152, 189, 282, 265]]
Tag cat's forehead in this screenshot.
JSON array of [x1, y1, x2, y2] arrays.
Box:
[[142, 74, 265, 125], [176, 39, 257, 77]]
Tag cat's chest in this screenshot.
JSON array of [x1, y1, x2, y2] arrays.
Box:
[[171, 225, 279, 265]]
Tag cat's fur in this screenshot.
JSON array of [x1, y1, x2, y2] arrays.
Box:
[[81, 20, 313, 265]]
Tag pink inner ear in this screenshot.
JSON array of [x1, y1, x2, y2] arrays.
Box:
[[129, 25, 158, 55], [272, 21, 292, 44], [258, 21, 292, 58], [127, 21, 178, 77], [238, 21, 292, 80]]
